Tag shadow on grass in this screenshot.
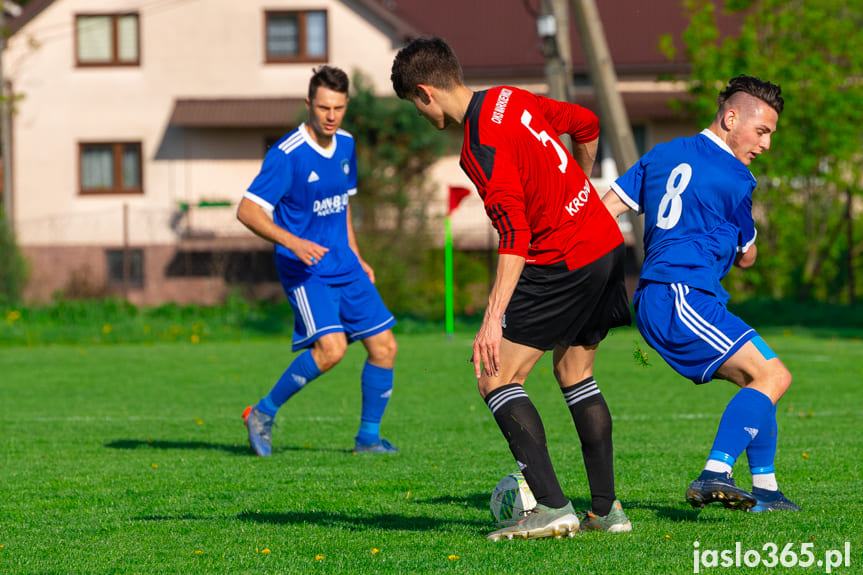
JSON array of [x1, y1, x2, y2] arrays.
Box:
[[420, 493, 490, 512], [104, 439, 349, 455], [237, 509, 488, 532], [627, 500, 724, 523], [419, 493, 593, 514]]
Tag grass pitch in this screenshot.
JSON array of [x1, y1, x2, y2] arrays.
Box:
[[1, 327, 861, 574]]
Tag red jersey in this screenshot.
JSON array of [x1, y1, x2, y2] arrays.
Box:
[[460, 86, 623, 269]]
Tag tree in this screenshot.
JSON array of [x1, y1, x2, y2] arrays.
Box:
[[340, 71, 451, 316], [664, 0, 863, 303], [0, 208, 28, 304]]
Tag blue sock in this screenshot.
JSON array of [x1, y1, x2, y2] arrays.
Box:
[[708, 387, 774, 469], [747, 403, 779, 489], [256, 349, 321, 417], [746, 403, 778, 472], [356, 362, 394, 445]]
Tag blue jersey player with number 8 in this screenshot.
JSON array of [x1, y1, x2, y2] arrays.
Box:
[[603, 75, 799, 514]]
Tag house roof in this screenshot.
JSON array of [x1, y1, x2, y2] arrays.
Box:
[[375, 0, 743, 80], [7, 0, 54, 35], [169, 98, 305, 128], [373, 0, 693, 77]]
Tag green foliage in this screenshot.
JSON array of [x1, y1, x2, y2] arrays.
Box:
[[2, 330, 862, 572], [0, 211, 28, 305], [6, 296, 863, 348], [673, 0, 863, 303], [0, 295, 296, 346], [341, 72, 456, 318]]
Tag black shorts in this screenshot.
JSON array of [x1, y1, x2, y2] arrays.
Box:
[[503, 244, 631, 351]]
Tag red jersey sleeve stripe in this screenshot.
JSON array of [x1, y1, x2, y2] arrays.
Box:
[[488, 203, 516, 250]]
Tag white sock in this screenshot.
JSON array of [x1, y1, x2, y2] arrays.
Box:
[[704, 460, 733, 474], [752, 473, 778, 491]]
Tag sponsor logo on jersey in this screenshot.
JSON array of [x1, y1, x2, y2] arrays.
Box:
[[564, 180, 591, 217], [313, 193, 350, 217], [341, 159, 351, 176], [307, 171, 320, 183], [491, 88, 513, 124], [744, 427, 759, 439], [292, 374, 308, 387]]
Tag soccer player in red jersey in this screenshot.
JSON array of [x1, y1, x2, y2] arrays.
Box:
[[392, 37, 632, 540]]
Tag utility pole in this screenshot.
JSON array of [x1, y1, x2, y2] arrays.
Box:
[[537, 0, 573, 150], [0, 1, 17, 232], [570, 0, 644, 265]]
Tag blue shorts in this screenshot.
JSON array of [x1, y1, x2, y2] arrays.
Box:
[[284, 273, 395, 352], [634, 281, 757, 384]]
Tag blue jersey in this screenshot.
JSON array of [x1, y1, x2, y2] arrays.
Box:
[[611, 129, 757, 304], [245, 124, 362, 286]]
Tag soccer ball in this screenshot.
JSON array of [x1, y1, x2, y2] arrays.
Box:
[[490, 471, 536, 526]]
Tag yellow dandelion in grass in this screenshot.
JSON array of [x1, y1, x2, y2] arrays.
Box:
[[448, 554, 460, 561], [102, 324, 112, 334], [371, 548, 380, 555], [194, 550, 203, 555], [665, 535, 671, 539], [191, 334, 200, 344], [802, 452, 810, 459], [6, 310, 21, 324], [315, 554, 324, 561], [194, 416, 204, 425], [261, 549, 271, 554], [151, 463, 158, 469]]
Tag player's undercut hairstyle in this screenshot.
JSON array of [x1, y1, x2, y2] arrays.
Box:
[[717, 75, 784, 115], [391, 36, 464, 100], [308, 65, 349, 100]]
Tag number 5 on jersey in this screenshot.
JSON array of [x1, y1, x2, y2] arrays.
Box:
[[521, 110, 568, 174]]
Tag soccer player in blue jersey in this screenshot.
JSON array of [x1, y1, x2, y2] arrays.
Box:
[[602, 75, 799, 513], [236, 66, 399, 456]]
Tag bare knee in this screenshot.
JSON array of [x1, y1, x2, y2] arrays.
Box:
[[752, 363, 792, 404], [771, 364, 792, 399], [365, 331, 398, 368], [312, 335, 348, 372]]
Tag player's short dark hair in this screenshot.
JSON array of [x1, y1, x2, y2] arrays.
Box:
[[391, 36, 464, 100], [718, 75, 784, 115], [308, 66, 349, 100]]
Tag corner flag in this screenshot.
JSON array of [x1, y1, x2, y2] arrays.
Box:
[[446, 187, 471, 337]]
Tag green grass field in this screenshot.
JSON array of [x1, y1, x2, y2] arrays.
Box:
[[2, 326, 861, 574]]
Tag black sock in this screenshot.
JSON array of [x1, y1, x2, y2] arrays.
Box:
[[561, 377, 615, 516], [485, 384, 568, 509]]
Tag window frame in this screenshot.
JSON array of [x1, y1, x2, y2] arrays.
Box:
[[75, 12, 141, 68], [78, 142, 144, 196], [264, 10, 328, 63], [106, 248, 145, 289]]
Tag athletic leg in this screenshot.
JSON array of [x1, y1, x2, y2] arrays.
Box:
[[688, 338, 792, 509], [480, 339, 569, 508], [244, 277, 347, 456], [354, 329, 398, 451], [553, 344, 617, 517]]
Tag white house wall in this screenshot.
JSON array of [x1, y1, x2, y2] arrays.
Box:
[[5, 0, 406, 250]]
